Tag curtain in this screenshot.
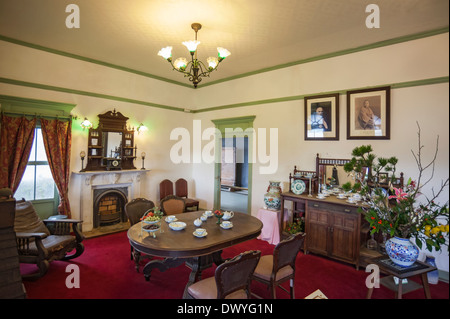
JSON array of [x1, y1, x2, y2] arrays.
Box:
[[0, 114, 37, 193], [40, 118, 72, 217]]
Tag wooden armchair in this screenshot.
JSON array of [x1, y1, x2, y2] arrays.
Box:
[[14, 200, 84, 280]]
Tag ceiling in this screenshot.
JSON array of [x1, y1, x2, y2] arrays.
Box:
[[0, 0, 448, 88]]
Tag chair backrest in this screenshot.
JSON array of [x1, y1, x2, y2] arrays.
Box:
[[14, 200, 50, 235], [273, 232, 306, 274], [160, 195, 185, 215], [175, 178, 188, 198], [215, 250, 261, 299], [124, 198, 155, 226], [159, 179, 173, 201]]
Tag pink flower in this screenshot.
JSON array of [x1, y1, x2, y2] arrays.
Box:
[[389, 187, 408, 203]]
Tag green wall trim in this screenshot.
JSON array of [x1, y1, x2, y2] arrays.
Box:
[[1, 76, 447, 114], [1, 27, 448, 90], [0, 77, 186, 113], [193, 76, 450, 113], [197, 27, 449, 88], [0, 34, 192, 89]]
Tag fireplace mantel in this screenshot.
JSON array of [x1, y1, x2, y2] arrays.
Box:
[[71, 169, 150, 232]]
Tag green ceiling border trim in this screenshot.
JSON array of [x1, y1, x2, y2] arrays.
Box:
[[197, 27, 449, 88], [0, 77, 186, 113], [192, 76, 449, 113], [1, 27, 448, 90], [0, 34, 192, 89]]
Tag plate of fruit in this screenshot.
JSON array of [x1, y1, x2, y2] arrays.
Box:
[[140, 209, 162, 224]]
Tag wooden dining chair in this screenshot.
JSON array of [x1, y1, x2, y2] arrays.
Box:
[[160, 195, 185, 215], [251, 232, 306, 299], [175, 178, 199, 211], [186, 250, 261, 299], [159, 179, 173, 201], [124, 198, 155, 271]]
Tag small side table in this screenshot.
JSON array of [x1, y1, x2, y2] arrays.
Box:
[[366, 256, 437, 299], [256, 208, 284, 245]]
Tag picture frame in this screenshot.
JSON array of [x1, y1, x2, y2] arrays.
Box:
[[304, 93, 339, 140], [347, 86, 390, 139]]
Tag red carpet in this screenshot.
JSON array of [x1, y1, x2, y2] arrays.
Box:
[[21, 231, 449, 299]]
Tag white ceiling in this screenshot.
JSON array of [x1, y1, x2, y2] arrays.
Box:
[[0, 0, 448, 87]]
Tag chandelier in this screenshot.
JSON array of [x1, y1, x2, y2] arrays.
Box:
[[158, 23, 231, 88]]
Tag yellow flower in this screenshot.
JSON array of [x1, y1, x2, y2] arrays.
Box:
[[425, 231, 430, 237], [439, 224, 446, 232], [445, 224, 449, 233], [425, 225, 432, 231], [431, 227, 440, 235]]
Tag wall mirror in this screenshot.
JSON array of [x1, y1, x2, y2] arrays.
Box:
[[315, 153, 352, 189], [84, 109, 136, 171]]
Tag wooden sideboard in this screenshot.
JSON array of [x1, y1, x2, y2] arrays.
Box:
[[280, 192, 372, 270]]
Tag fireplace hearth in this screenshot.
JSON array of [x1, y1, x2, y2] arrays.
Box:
[[93, 187, 128, 228]]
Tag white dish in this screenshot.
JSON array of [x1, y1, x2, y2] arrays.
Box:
[[165, 217, 178, 223], [143, 219, 160, 225], [169, 221, 186, 231], [193, 231, 208, 238], [291, 179, 306, 195], [346, 200, 358, 204], [316, 196, 326, 200], [337, 195, 347, 199]]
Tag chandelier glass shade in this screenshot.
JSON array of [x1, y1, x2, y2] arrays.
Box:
[[158, 23, 230, 88]]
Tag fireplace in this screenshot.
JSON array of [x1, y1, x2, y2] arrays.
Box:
[[71, 169, 149, 232], [93, 188, 128, 228]]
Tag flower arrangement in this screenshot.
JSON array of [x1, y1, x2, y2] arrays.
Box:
[[285, 217, 305, 235], [342, 124, 449, 252]]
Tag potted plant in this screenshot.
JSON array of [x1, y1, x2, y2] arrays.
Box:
[[342, 124, 449, 267]]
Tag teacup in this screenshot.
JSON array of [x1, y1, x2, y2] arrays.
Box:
[[195, 228, 206, 236], [347, 197, 356, 203], [222, 211, 234, 220], [204, 210, 213, 217], [352, 193, 361, 199], [338, 193, 346, 199], [200, 214, 208, 221], [221, 221, 232, 228], [167, 215, 176, 222], [317, 194, 325, 199]]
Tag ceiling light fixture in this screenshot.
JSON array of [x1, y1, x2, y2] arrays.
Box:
[[158, 23, 230, 88]]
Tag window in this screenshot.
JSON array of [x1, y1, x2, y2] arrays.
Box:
[[15, 127, 56, 201]]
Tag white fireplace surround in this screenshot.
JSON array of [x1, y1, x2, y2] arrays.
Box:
[[71, 169, 150, 232]]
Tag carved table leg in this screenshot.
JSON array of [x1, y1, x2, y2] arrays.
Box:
[[142, 258, 185, 281]]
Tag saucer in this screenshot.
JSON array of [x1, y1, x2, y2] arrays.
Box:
[[165, 217, 178, 223], [346, 200, 358, 204], [220, 223, 233, 229], [316, 196, 326, 200], [193, 231, 207, 238]]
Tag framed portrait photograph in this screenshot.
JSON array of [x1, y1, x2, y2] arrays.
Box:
[[347, 86, 390, 139], [304, 93, 339, 140]]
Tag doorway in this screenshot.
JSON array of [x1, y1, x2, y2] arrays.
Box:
[[212, 116, 255, 214]]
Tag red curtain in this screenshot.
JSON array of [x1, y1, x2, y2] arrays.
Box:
[[0, 114, 37, 193], [40, 118, 72, 217]]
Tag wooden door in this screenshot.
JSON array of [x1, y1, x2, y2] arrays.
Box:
[[329, 211, 358, 263], [306, 209, 329, 256]]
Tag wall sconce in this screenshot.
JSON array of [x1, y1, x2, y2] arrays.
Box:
[[80, 117, 93, 130], [137, 123, 148, 134], [141, 152, 146, 170], [80, 151, 86, 172]]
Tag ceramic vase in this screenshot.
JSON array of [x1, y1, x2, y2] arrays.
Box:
[[425, 255, 439, 284], [264, 181, 282, 211], [385, 236, 419, 268]]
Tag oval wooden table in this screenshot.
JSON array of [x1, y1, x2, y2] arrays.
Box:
[[127, 210, 263, 298]]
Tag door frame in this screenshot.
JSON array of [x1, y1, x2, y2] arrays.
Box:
[[211, 116, 256, 214]]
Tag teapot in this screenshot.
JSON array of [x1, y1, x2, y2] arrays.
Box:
[[194, 218, 203, 227], [222, 211, 234, 220]]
